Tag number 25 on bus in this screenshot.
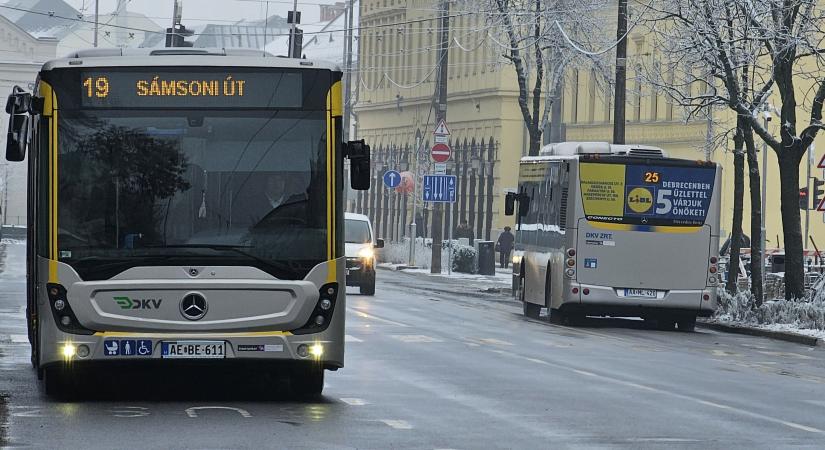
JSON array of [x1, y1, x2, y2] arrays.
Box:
[[5, 48, 372, 398], [506, 142, 722, 332]]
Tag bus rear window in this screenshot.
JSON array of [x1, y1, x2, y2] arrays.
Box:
[[579, 162, 716, 227]]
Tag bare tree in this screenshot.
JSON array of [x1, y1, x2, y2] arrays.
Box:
[[483, 0, 611, 156], [642, 0, 825, 300]]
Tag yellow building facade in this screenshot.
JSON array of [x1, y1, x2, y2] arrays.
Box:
[[353, 0, 824, 252]]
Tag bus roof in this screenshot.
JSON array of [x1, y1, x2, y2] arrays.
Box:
[[538, 141, 668, 158], [40, 47, 341, 73]]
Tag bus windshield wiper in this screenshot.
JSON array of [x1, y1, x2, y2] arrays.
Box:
[[148, 244, 300, 279]]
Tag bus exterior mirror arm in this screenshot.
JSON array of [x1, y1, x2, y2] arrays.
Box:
[[345, 139, 371, 191]]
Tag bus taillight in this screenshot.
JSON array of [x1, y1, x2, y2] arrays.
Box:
[[567, 248, 576, 257]]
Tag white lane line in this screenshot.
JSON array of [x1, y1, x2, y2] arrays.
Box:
[[185, 406, 252, 418], [478, 338, 513, 346], [347, 308, 410, 327], [339, 398, 368, 406], [391, 334, 443, 343], [501, 350, 824, 434], [10, 334, 28, 343], [381, 419, 413, 429], [345, 335, 364, 343]]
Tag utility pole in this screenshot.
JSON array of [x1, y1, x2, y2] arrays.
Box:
[[430, 0, 450, 274], [612, 0, 628, 145], [343, 0, 356, 141], [93, 0, 99, 47], [409, 132, 422, 266]]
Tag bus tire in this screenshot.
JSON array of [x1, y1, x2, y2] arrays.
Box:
[[656, 317, 676, 331], [291, 365, 325, 397], [676, 315, 697, 332], [360, 275, 376, 296], [523, 301, 541, 319], [43, 367, 78, 400], [549, 308, 566, 324]]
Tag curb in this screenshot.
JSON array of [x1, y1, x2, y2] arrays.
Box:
[[377, 265, 514, 298], [697, 320, 821, 347]]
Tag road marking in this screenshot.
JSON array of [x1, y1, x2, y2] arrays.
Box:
[[478, 338, 513, 346], [347, 308, 410, 327], [340, 398, 368, 406], [11, 406, 46, 418], [757, 351, 814, 360], [381, 419, 413, 429], [110, 406, 150, 418], [345, 334, 364, 343], [498, 350, 824, 434], [185, 406, 252, 418], [391, 334, 443, 343], [9, 334, 28, 343]]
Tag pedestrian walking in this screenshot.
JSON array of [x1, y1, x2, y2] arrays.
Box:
[[496, 226, 515, 268]]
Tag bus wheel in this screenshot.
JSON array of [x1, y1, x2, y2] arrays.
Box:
[[291, 365, 325, 397], [676, 315, 697, 332], [656, 318, 676, 331], [523, 301, 541, 319], [44, 367, 78, 400]]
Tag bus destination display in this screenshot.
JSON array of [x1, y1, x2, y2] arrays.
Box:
[[579, 163, 716, 227], [80, 71, 302, 108]]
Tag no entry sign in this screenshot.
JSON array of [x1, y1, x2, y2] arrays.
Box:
[[431, 143, 451, 163]]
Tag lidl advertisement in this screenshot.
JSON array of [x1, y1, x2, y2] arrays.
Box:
[[580, 162, 716, 226]]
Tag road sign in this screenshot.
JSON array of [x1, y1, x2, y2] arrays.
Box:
[[817, 197, 825, 212], [434, 134, 449, 144], [423, 175, 456, 203], [434, 163, 447, 174], [819, 153, 825, 169], [383, 170, 401, 188], [431, 143, 451, 163], [433, 119, 450, 136]]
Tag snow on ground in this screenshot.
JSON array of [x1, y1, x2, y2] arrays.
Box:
[[712, 290, 825, 340], [0, 239, 26, 280]]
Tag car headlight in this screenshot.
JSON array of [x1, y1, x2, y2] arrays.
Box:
[[358, 247, 375, 259]]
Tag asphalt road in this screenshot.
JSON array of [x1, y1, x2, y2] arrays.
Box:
[[2, 240, 825, 449]]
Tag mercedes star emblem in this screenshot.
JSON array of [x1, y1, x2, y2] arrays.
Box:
[[180, 293, 208, 320]]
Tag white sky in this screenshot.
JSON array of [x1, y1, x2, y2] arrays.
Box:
[[63, 0, 338, 26]]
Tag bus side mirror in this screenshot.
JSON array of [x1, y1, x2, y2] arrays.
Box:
[[346, 139, 371, 190], [505, 192, 515, 216], [5, 87, 32, 162], [518, 196, 530, 217]]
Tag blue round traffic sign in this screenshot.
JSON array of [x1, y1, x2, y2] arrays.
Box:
[[383, 170, 401, 188]]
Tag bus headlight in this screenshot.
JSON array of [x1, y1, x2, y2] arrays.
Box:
[[62, 344, 76, 359], [292, 283, 339, 335]]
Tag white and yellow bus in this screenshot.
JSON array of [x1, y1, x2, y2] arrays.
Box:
[[4, 48, 371, 397], [508, 142, 722, 331]]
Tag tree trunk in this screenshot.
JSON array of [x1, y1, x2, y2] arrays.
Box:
[[527, 127, 542, 156], [743, 122, 763, 304], [777, 149, 805, 300], [726, 123, 745, 295]]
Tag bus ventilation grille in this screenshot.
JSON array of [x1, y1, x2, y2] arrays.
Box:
[[559, 188, 569, 230], [627, 148, 665, 158]]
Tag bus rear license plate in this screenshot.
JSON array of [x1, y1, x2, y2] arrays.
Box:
[[623, 289, 658, 299], [161, 341, 226, 359]]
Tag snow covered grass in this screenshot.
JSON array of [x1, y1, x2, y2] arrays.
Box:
[[714, 290, 825, 337], [378, 239, 450, 270]]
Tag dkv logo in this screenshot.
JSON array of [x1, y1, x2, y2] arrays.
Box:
[[114, 296, 163, 310]]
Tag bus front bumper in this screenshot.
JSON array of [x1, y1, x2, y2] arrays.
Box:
[[42, 331, 344, 370], [562, 283, 717, 318]]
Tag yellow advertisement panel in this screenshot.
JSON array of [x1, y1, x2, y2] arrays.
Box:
[[579, 163, 625, 218]]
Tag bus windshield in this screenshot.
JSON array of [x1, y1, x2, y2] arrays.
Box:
[[54, 108, 328, 281], [578, 160, 716, 227]]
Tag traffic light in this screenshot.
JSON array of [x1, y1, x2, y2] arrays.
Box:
[[814, 178, 825, 210], [165, 24, 194, 47], [799, 187, 809, 210]]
